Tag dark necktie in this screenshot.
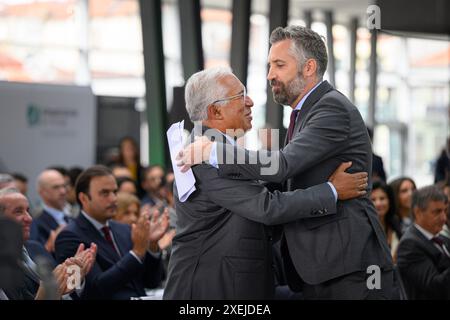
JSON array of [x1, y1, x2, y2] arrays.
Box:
[[431, 236, 450, 258], [101, 226, 119, 255], [287, 109, 299, 142]]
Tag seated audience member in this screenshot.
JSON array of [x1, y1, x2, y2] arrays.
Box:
[[65, 167, 83, 218], [367, 127, 387, 182], [390, 177, 417, 235], [141, 165, 166, 207], [370, 181, 403, 260], [12, 173, 28, 196], [116, 177, 138, 195], [55, 165, 169, 300], [0, 188, 96, 300], [113, 192, 141, 225], [397, 185, 450, 299], [111, 164, 133, 179], [31, 169, 70, 253], [141, 165, 178, 229], [0, 173, 16, 190], [438, 180, 450, 240], [117, 137, 144, 196], [434, 137, 449, 184]]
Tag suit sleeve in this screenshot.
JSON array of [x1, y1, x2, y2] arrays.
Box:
[[196, 165, 337, 225], [217, 101, 351, 183], [55, 230, 146, 299], [142, 252, 164, 289], [397, 239, 450, 298]]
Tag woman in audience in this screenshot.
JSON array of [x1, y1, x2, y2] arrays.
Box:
[[117, 137, 144, 196], [113, 192, 140, 225], [389, 177, 417, 234], [116, 176, 137, 195], [370, 181, 402, 260]]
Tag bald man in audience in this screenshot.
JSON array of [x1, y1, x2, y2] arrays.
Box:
[[31, 169, 70, 252]]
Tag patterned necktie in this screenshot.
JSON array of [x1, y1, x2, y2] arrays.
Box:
[[287, 109, 299, 142], [101, 226, 119, 255], [431, 236, 450, 258]]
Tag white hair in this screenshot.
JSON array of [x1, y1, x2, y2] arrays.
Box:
[[0, 187, 21, 216], [185, 67, 234, 121]]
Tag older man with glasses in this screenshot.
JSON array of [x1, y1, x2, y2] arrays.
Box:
[[163, 67, 368, 300]]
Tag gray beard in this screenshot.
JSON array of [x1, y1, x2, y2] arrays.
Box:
[[272, 74, 306, 106]]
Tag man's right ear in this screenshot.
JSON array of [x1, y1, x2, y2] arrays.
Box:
[[78, 192, 88, 206], [207, 104, 223, 120]]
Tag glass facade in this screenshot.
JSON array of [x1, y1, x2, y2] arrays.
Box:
[[0, 0, 448, 185]]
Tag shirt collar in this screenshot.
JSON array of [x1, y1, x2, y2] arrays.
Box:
[[219, 132, 237, 146], [294, 80, 323, 111], [42, 204, 66, 225], [81, 210, 109, 233], [414, 223, 440, 240]]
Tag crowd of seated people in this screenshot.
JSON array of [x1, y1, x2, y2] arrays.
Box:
[[1, 134, 449, 300]]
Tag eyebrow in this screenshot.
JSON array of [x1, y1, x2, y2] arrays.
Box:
[[268, 59, 286, 65], [100, 188, 117, 193]]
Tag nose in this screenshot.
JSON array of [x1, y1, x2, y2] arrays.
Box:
[[267, 67, 275, 81], [245, 95, 254, 108], [24, 210, 33, 224]]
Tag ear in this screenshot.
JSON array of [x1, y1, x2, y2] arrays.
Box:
[[303, 59, 317, 78], [207, 104, 223, 120], [78, 192, 89, 208]]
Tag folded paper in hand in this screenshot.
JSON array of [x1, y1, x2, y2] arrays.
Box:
[[166, 121, 196, 202]]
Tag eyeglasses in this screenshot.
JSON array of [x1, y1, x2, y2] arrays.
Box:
[[211, 88, 247, 105]]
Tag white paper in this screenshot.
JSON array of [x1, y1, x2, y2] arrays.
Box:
[[166, 121, 196, 202]]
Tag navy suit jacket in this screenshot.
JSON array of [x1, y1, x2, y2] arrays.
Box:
[[30, 209, 66, 245], [54, 213, 164, 300], [25, 240, 57, 269]]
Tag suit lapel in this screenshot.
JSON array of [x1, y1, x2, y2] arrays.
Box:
[[411, 226, 446, 261], [298, 80, 334, 121], [42, 210, 59, 230], [77, 214, 120, 263], [282, 81, 334, 147], [109, 222, 129, 257]]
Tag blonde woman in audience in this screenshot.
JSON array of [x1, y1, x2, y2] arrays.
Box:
[[113, 192, 141, 225]]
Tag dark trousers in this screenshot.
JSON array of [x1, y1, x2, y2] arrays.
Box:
[[300, 269, 394, 300]]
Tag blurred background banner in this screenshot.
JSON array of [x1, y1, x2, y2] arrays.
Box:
[[0, 81, 96, 205]]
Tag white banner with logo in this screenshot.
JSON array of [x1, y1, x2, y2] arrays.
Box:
[[0, 81, 96, 206]]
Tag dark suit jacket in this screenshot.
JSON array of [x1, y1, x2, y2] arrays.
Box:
[[163, 128, 337, 300], [54, 213, 164, 300], [25, 240, 57, 269], [372, 153, 387, 182], [397, 225, 450, 299], [217, 81, 393, 286], [30, 209, 67, 245]]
